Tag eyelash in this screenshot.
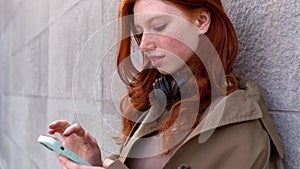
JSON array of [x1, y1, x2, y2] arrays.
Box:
[[136, 33, 143, 41], [153, 24, 166, 32], [134, 24, 166, 39]]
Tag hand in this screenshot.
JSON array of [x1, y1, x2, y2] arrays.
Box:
[[57, 155, 114, 169], [48, 120, 103, 167]]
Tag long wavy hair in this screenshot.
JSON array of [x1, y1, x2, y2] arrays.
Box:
[[116, 0, 238, 153]]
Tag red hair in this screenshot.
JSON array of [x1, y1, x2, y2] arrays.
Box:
[[116, 0, 238, 152]]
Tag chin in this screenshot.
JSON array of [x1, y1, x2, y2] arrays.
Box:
[[157, 68, 175, 75], [157, 68, 168, 75]]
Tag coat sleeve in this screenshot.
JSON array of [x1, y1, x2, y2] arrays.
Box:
[[164, 119, 283, 169]]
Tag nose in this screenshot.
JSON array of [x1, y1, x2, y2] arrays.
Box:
[[139, 33, 156, 52]]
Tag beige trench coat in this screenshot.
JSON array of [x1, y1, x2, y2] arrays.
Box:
[[106, 79, 284, 169]]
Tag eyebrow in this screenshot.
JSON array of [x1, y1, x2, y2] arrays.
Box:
[[134, 14, 170, 29]]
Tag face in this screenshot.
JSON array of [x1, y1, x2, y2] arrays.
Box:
[[133, 0, 201, 74]]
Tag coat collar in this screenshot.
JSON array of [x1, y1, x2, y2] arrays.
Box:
[[119, 78, 283, 162]]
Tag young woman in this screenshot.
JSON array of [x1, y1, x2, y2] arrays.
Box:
[[48, 0, 284, 168]]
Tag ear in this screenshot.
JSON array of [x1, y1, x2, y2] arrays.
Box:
[[194, 9, 211, 35]]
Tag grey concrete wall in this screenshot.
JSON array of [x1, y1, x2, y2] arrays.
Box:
[[0, 0, 299, 169], [0, 0, 121, 168], [223, 1, 300, 168]]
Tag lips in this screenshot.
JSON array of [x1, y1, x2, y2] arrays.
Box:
[[147, 55, 165, 67]]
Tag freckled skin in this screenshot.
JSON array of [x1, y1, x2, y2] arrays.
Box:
[[134, 0, 200, 74], [160, 35, 191, 57]]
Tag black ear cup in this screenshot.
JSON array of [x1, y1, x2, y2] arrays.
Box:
[[153, 75, 181, 110]]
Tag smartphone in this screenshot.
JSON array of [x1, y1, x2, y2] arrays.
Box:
[[37, 135, 91, 166]]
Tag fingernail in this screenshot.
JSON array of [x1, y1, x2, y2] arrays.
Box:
[[57, 155, 62, 161], [63, 128, 69, 135]]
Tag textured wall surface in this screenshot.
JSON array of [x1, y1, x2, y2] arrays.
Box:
[[0, 0, 121, 168], [0, 0, 299, 169], [223, 1, 300, 168]]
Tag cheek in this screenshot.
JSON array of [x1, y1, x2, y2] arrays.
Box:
[[157, 36, 192, 58]]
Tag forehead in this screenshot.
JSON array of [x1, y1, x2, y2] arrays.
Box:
[[134, 0, 178, 14], [133, 0, 190, 24]]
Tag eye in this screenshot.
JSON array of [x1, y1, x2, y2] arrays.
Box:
[[153, 24, 166, 32]]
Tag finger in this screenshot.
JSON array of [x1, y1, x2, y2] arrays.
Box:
[[48, 129, 56, 135], [61, 165, 68, 169], [58, 155, 81, 169], [49, 120, 71, 130], [48, 120, 71, 134], [63, 123, 85, 137]]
